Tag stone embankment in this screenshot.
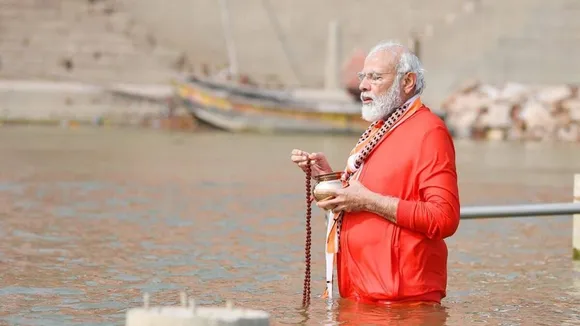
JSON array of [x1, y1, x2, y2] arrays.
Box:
[[442, 80, 580, 142], [0, 80, 198, 132]]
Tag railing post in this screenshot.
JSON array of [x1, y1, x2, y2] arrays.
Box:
[[574, 174, 580, 260]]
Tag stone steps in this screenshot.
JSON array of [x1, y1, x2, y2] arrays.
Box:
[[1, 0, 578, 103], [0, 0, 182, 84]]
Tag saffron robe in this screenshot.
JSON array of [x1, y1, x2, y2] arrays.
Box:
[[337, 102, 460, 304]]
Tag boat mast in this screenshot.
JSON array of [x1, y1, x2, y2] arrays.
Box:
[[261, 0, 303, 86], [218, 0, 239, 78]]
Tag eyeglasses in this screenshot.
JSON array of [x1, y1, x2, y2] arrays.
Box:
[[356, 71, 407, 84], [356, 71, 396, 83]]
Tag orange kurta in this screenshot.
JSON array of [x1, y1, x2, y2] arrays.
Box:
[[337, 103, 460, 304]]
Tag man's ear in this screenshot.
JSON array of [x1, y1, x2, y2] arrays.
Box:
[[403, 73, 417, 95]]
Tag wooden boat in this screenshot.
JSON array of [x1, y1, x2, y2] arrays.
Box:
[[172, 76, 369, 134]]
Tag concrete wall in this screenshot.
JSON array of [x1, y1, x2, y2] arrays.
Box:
[[1, 0, 579, 107], [420, 0, 580, 105], [119, 0, 467, 88], [121, 0, 580, 106]]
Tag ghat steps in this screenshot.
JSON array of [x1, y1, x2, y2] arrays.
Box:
[[0, 0, 183, 84], [1, 0, 578, 107]]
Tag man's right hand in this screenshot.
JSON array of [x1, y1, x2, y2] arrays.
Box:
[[290, 149, 334, 177]]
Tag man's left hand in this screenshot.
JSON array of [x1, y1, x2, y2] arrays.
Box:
[[316, 180, 373, 214]]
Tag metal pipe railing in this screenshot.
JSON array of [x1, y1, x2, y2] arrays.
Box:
[[460, 174, 580, 261], [461, 202, 580, 219]]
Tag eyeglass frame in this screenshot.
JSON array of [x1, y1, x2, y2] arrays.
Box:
[[356, 70, 411, 84]]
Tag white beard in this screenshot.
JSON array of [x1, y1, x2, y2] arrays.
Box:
[[361, 78, 404, 122]]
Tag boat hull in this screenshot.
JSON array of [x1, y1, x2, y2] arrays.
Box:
[[173, 77, 368, 134]]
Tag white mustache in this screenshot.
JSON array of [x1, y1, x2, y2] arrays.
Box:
[[360, 92, 375, 101]]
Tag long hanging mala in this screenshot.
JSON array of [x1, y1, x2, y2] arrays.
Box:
[[302, 162, 313, 307]]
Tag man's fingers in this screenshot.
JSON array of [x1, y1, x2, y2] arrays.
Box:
[[291, 149, 310, 157], [309, 152, 326, 160], [318, 195, 335, 202], [292, 156, 313, 165], [332, 206, 346, 214], [317, 198, 336, 206], [299, 159, 319, 167], [317, 196, 341, 209], [292, 150, 324, 167], [291, 155, 306, 162], [318, 202, 336, 210]]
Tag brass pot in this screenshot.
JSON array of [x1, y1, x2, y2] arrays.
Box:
[[312, 172, 343, 202]]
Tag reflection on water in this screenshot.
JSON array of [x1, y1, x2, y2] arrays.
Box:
[[0, 126, 579, 325]]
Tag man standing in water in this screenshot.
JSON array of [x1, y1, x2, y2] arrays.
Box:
[[290, 41, 460, 305]]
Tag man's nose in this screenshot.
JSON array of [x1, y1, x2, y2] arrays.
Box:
[[359, 78, 370, 92]]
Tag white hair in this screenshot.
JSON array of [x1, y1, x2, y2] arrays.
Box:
[[367, 41, 426, 96]]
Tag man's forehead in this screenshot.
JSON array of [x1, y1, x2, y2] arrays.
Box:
[[363, 51, 397, 72]]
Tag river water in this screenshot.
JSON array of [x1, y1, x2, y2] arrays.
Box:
[[0, 126, 578, 326]]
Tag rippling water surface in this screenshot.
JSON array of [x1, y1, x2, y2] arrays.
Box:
[[0, 126, 579, 325]]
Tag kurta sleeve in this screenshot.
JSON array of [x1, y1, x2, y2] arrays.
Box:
[[396, 126, 460, 240]]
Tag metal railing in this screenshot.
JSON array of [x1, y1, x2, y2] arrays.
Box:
[[461, 202, 580, 219], [459, 174, 580, 261]]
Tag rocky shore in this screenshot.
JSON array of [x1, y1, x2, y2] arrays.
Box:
[[442, 80, 580, 142]]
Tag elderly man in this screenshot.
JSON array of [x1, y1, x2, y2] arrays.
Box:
[[290, 41, 460, 305]]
